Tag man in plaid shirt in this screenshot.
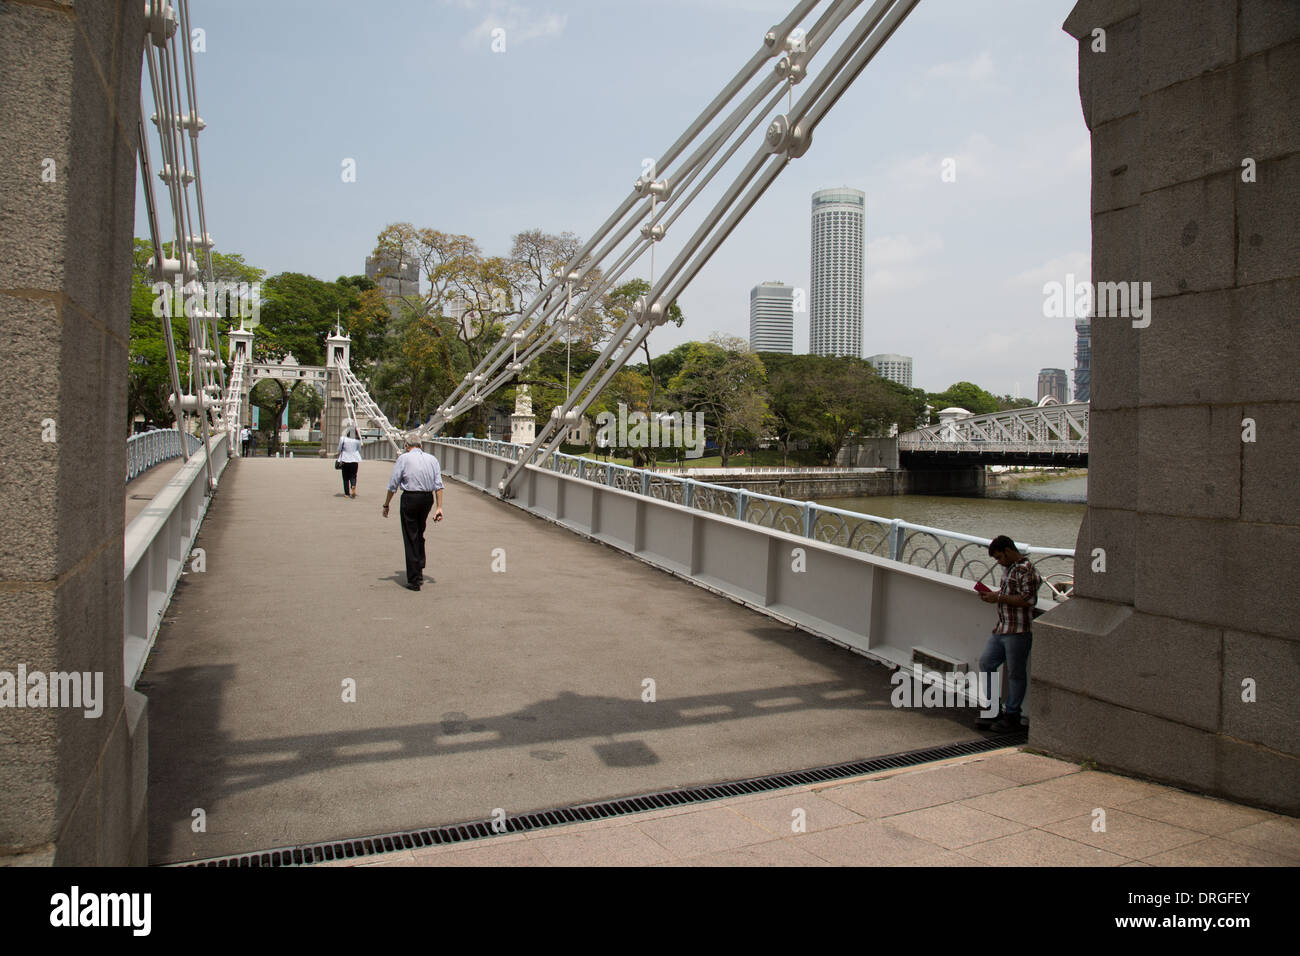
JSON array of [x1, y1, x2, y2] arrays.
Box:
[[976, 535, 1041, 732]]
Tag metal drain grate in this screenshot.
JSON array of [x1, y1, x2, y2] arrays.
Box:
[[176, 731, 1027, 867]]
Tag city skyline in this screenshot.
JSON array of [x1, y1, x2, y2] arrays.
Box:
[[133, 0, 1087, 396]]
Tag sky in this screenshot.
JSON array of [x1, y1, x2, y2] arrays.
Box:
[[136, 0, 1091, 398]]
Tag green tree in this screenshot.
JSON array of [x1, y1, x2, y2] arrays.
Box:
[[759, 352, 820, 465], [335, 275, 391, 367], [372, 302, 460, 429], [995, 394, 1036, 411], [288, 384, 324, 430], [928, 381, 1001, 416], [255, 272, 352, 365], [668, 335, 767, 467]]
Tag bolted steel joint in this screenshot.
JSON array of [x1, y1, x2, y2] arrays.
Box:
[[639, 223, 665, 242], [765, 115, 811, 157], [145, 1, 178, 47], [633, 298, 666, 327], [765, 114, 790, 152], [788, 120, 812, 158]]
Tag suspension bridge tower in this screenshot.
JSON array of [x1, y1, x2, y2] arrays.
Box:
[[226, 323, 254, 431], [322, 325, 353, 451]]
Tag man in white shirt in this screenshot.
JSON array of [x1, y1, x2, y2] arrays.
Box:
[[239, 426, 250, 457], [382, 433, 444, 591]]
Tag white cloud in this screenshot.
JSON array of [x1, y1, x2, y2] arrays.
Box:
[[868, 233, 944, 265], [865, 233, 943, 292], [1005, 251, 1090, 292], [877, 133, 996, 190], [926, 50, 994, 83]]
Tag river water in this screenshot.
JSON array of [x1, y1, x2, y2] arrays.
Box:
[[816, 474, 1087, 551]]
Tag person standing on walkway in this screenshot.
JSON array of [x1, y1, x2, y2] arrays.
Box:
[[975, 534, 1040, 732], [240, 425, 250, 457], [382, 432, 443, 591], [337, 423, 362, 498]]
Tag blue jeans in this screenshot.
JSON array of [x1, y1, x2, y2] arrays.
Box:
[[979, 631, 1032, 717]]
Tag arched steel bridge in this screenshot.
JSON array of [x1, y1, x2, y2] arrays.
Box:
[[897, 400, 1089, 467]]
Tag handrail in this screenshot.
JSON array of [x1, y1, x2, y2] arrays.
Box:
[[367, 435, 1077, 598], [123, 432, 229, 688], [126, 429, 202, 481]]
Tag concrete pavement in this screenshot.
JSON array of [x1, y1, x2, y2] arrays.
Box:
[[326, 748, 1300, 867], [143, 457, 1002, 864]]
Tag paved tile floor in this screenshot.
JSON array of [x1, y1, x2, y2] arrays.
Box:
[[316, 748, 1299, 867]]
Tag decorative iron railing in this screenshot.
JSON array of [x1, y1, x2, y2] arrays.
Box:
[[423, 437, 1076, 601], [126, 429, 203, 482]]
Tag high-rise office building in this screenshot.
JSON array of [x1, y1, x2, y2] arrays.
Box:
[[1038, 367, 1069, 404], [810, 187, 865, 357], [365, 254, 420, 323], [867, 353, 913, 388], [1074, 317, 1091, 401], [749, 281, 795, 353]]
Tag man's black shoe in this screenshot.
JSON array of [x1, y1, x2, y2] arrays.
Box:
[[974, 713, 998, 731], [990, 714, 1023, 733], [406, 583, 420, 591]]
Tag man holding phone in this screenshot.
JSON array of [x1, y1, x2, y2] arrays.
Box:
[[974, 535, 1040, 732]]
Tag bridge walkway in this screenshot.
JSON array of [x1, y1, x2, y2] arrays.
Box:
[[142, 457, 988, 864], [125, 457, 188, 525]]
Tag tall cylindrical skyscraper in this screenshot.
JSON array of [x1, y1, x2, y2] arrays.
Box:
[[810, 187, 865, 357]]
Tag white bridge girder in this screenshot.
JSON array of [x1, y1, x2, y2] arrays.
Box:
[[898, 402, 1089, 455]]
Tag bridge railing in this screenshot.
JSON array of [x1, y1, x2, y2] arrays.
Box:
[[126, 429, 203, 481], [370, 436, 1074, 601], [655, 465, 888, 475], [123, 432, 229, 688], [897, 439, 1084, 454]]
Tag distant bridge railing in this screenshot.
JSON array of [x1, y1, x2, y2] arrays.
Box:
[[123, 432, 229, 688], [365, 436, 1075, 601], [126, 429, 202, 481]]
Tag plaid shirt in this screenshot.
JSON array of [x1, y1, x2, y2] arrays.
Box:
[[994, 557, 1040, 635]]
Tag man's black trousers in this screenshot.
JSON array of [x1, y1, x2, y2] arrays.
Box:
[[399, 490, 434, 586]]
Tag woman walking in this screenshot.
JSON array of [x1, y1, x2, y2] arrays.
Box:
[[337, 423, 362, 498]]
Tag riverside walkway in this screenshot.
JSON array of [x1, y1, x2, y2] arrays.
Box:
[[143, 457, 997, 864], [320, 748, 1299, 867]]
